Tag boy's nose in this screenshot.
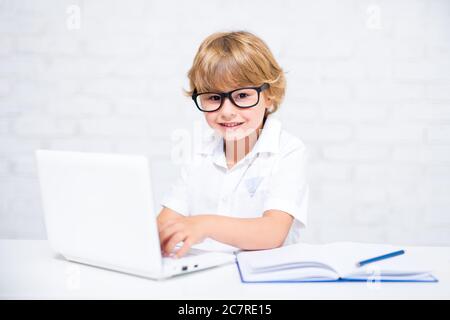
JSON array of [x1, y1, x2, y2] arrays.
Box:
[[219, 97, 237, 116]]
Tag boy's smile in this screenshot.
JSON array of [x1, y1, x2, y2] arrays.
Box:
[[218, 121, 244, 129]]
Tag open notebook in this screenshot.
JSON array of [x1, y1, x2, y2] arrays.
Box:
[[236, 242, 438, 283]]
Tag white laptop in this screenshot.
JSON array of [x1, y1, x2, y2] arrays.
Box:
[[35, 149, 236, 280]]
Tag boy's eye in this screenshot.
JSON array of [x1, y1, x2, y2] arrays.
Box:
[[233, 90, 254, 100], [209, 95, 221, 101]]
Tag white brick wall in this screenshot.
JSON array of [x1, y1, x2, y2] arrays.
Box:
[[1, 0, 449, 245]]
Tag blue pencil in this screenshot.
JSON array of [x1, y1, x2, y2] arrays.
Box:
[[357, 250, 405, 267]]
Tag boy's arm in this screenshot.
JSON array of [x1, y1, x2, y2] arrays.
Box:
[[203, 210, 293, 250], [159, 211, 294, 258]]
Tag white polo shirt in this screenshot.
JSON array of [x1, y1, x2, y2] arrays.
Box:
[[160, 114, 309, 252]]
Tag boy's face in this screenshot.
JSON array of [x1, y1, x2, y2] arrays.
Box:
[[204, 87, 273, 141]]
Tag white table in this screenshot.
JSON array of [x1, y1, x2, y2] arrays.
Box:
[[1, 240, 449, 299]]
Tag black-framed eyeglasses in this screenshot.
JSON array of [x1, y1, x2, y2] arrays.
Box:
[[192, 83, 269, 112]]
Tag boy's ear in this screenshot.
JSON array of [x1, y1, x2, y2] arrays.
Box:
[[266, 105, 274, 112]]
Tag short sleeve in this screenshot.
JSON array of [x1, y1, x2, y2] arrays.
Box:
[[262, 145, 309, 243], [160, 163, 191, 216]]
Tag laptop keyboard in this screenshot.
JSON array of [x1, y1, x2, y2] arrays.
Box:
[[162, 247, 207, 260]]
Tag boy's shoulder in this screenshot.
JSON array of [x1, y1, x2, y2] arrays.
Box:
[[278, 126, 307, 156], [264, 115, 306, 156]]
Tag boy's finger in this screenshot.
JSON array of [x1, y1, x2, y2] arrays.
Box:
[[175, 238, 193, 258], [163, 232, 186, 255], [159, 223, 182, 248]]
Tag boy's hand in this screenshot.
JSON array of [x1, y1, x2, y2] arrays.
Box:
[[158, 215, 210, 258]]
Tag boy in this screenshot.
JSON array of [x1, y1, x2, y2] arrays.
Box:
[[158, 31, 309, 258]]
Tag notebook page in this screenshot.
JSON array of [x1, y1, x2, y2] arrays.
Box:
[[239, 243, 336, 271], [237, 243, 341, 281], [319, 242, 433, 279], [239, 264, 338, 282]]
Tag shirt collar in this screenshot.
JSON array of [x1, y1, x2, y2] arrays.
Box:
[[196, 113, 281, 157]]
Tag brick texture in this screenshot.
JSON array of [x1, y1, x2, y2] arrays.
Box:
[[0, 0, 449, 245]]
